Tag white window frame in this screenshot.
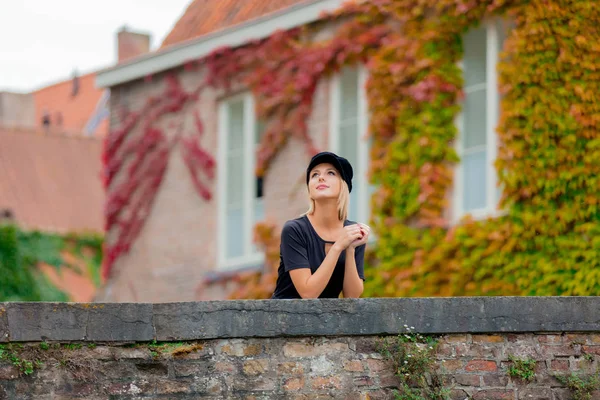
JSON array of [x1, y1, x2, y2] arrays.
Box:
[[453, 20, 504, 222], [217, 93, 264, 270], [329, 66, 372, 225]]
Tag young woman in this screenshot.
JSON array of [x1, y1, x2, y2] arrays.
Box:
[[271, 151, 370, 299]]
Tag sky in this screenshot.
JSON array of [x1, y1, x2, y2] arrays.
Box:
[[0, 0, 192, 92]]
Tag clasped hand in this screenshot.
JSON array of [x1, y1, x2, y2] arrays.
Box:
[[335, 223, 371, 250]]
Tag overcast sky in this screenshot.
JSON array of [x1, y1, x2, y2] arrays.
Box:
[[0, 0, 192, 92]]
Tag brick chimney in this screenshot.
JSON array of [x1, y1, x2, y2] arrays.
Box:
[[117, 26, 151, 63]]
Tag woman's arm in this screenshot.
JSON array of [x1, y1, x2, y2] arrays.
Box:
[[342, 247, 364, 298], [289, 225, 363, 299], [342, 223, 370, 298], [289, 245, 343, 299]]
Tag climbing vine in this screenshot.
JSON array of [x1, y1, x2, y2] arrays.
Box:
[[101, 75, 210, 279], [0, 224, 103, 301], [365, 0, 600, 297], [104, 0, 600, 297]]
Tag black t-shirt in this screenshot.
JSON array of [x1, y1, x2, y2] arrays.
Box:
[[271, 215, 366, 299]]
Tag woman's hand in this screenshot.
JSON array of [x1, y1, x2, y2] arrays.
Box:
[[349, 223, 370, 248], [333, 224, 364, 252]]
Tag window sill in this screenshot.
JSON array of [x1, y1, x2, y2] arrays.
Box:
[[217, 253, 266, 273], [452, 207, 508, 225], [203, 264, 263, 285]]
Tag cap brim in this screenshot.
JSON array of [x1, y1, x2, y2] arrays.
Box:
[[307, 154, 344, 177]]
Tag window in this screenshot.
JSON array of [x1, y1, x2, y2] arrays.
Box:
[[329, 66, 375, 225], [85, 89, 110, 136], [218, 93, 264, 270], [454, 20, 509, 221]]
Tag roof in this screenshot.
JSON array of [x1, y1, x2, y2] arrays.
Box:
[[33, 72, 109, 137], [0, 127, 104, 233], [161, 0, 310, 48], [97, 0, 345, 88]]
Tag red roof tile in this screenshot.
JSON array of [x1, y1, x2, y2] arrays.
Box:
[[0, 126, 104, 233], [161, 0, 310, 48], [33, 72, 108, 137]]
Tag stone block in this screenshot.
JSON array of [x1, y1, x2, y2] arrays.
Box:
[[465, 360, 497, 372], [86, 303, 153, 341], [6, 303, 86, 341], [472, 389, 515, 400]]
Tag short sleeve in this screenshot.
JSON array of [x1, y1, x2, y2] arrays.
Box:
[[281, 221, 311, 272], [354, 243, 366, 280]]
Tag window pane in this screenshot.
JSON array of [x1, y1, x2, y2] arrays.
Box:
[[464, 25, 487, 88], [463, 151, 487, 211], [340, 68, 359, 122], [464, 88, 487, 149], [253, 198, 264, 224], [250, 198, 265, 254], [228, 100, 245, 151], [339, 123, 359, 167], [226, 154, 244, 206], [496, 19, 512, 51], [496, 20, 511, 118], [255, 119, 266, 146], [226, 206, 244, 259], [348, 191, 358, 222]]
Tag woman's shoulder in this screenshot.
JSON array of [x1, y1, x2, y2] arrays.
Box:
[[282, 215, 310, 232], [343, 219, 359, 226]]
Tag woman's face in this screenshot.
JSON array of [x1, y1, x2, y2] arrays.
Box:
[[308, 162, 341, 201]]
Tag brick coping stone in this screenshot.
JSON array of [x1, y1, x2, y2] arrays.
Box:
[[0, 297, 598, 342]]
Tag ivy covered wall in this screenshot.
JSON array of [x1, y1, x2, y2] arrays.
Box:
[[103, 0, 600, 298], [363, 0, 600, 297], [231, 0, 600, 298]]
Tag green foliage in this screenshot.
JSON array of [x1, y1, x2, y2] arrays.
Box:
[[0, 223, 103, 302], [0, 342, 100, 380], [361, 0, 600, 297], [378, 326, 450, 400], [507, 355, 537, 382], [0, 344, 40, 375], [555, 373, 600, 400], [0, 225, 42, 301], [66, 232, 104, 288]]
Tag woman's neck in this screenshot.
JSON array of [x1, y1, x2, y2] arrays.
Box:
[[309, 200, 342, 230]]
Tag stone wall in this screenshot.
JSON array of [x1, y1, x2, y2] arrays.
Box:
[[1, 298, 599, 399]]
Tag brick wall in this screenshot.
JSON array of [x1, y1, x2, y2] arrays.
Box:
[[1, 298, 599, 400], [1, 333, 599, 399], [97, 22, 339, 303], [100, 72, 223, 303], [99, 69, 332, 304]]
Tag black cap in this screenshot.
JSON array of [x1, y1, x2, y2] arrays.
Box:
[[306, 151, 353, 193]]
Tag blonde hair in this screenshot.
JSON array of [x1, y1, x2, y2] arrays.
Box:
[[304, 179, 349, 221]]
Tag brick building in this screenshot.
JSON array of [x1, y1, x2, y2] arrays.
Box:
[[94, 0, 510, 302], [95, 0, 356, 302], [95, 0, 596, 301]]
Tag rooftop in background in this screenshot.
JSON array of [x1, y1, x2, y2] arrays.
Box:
[[0, 126, 104, 234], [28, 27, 150, 138], [160, 0, 309, 48], [32, 72, 109, 137]]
